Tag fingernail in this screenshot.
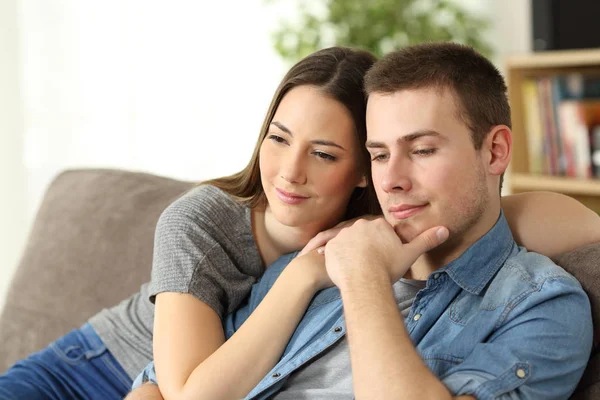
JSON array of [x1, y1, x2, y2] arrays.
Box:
[[436, 227, 449, 241], [317, 247, 325, 254]]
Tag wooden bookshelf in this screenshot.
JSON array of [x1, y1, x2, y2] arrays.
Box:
[[506, 48, 600, 211]]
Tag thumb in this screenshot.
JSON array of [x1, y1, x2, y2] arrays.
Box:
[[404, 226, 449, 258]]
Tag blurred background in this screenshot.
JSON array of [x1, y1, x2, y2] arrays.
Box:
[[1, 0, 599, 308]]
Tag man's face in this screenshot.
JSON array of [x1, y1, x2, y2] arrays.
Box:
[[366, 87, 492, 247]]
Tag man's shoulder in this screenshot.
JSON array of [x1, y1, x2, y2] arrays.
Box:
[[504, 247, 578, 283], [481, 247, 583, 308]]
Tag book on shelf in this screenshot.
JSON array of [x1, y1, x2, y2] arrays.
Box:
[[592, 125, 600, 177], [520, 73, 600, 179]]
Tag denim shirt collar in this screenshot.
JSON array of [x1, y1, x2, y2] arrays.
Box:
[[436, 210, 515, 295]]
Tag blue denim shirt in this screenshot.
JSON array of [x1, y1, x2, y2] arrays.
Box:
[[135, 212, 592, 399]]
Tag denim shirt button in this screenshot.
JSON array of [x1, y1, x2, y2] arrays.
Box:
[[334, 326, 343, 333], [272, 372, 281, 378], [433, 273, 440, 279], [516, 369, 526, 379], [413, 314, 422, 321]]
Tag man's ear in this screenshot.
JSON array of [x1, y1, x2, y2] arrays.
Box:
[[484, 125, 512, 176], [357, 174, 368, 188]]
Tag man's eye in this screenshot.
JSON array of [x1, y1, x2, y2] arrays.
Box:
[[314, 151, 337, 161], [371, 154, 388, 162], [413, 149, 436, 156], [267, 134, 288, 144]]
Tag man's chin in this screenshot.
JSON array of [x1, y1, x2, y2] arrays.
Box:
[[391, 220, 423, 243]]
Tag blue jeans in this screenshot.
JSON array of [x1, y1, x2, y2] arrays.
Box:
[[0, 323, 132, 400]]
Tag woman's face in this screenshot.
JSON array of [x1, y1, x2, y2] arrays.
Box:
[[259, 85, 366, 233]]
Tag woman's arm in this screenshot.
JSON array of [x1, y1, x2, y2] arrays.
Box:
[[152, 293, 225, 400], [502, 191, 600, 257], [155, 251, 330, 400], [148, 186, 266, 400]]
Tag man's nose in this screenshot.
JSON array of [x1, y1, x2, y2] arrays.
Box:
[[380, 156, 412, 193]]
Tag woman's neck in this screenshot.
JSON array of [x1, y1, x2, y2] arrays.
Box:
[[251, 206, 320, 267]]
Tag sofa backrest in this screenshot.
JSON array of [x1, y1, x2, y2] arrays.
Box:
[[0, 169, 193, 372], [0, 169, 598, 398]]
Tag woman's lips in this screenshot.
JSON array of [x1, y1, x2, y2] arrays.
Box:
[[388, 204, 427, 219], [275, 188, 310, 205]]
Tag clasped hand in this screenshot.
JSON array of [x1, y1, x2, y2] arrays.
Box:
[[294, 216, 449, 291], [324, 218, 449, 289]]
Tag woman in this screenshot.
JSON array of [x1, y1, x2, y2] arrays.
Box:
[[0, 46, 377, 400], [0, 47, 598, 400]]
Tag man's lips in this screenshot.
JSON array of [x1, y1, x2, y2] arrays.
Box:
[[388, 203, 427, 219], [275, 188, 310, 205]]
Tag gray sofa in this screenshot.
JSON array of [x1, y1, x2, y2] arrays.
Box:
[[0, 168, 598, 399]]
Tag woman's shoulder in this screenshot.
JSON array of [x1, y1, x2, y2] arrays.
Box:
[[158, 184, 250, 234], [172, 184, 245, 215]]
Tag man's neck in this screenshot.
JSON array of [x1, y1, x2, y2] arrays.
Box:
[[404, 208, 502, 281]]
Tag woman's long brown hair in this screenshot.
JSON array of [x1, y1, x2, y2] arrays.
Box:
[[203, 47, 382, 219]]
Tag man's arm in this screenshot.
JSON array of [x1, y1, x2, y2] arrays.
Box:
[[324, 218, 459, 399], [326, 219, 592, 399], [339, 270, 474, 400]]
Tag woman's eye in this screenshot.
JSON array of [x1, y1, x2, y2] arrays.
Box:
[[314, 151, 337, 162], [413, 148, 436, 156], [267, 134, 288, 144]]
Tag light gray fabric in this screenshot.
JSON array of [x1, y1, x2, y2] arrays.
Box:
[[273, 278, 426, 399], [90, 184, 263, 379]]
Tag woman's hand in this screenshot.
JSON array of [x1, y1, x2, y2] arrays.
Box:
[[299, 215, 379, 256], [287, 249, 333, 291]]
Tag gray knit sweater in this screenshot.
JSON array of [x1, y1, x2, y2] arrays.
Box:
[[89, 185, 263, 379]]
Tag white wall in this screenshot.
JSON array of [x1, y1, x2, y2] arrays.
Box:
[[489, 0, 532, 67], [0, 1, 533, 307], [0, 0, 27, 310]]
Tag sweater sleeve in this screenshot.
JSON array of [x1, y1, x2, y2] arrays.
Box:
[[148, 185, 263, 320]]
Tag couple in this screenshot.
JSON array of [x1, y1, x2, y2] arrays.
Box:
[[129, 43, 593, 399], [0, 43, 596, 399]]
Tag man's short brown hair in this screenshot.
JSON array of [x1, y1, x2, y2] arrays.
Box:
[[364, 42, 511, 150]]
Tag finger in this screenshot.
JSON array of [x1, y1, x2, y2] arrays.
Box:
[[404, 226, 449, 259], [298, 229, 339, 256], [317, 246, 325, 255]]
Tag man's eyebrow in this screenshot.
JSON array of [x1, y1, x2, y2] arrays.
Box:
[[366, 130, 444, 148], [271, 121, 346, 150], [365, 140, 386, 149], [271, 121, 292, 136], [400, 130, 443, 143]]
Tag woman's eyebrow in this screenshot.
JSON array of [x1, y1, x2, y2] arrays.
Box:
[[311, 140, 346, 151], [271, 121, 292, 136], [271, 121, 346, 151]]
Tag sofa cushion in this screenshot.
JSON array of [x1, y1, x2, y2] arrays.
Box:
[[552, 242, 600, 399], [0, 169, 193, 372]]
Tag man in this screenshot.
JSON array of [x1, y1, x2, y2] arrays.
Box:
[[130, 42, 592, 399], [319, 42, 592, 399]]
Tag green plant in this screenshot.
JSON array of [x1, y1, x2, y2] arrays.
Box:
[[268, 0, 493, 63]]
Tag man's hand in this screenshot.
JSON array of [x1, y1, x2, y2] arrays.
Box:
[[298, 215, 379, 256], [324, 218, 449, 288]]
